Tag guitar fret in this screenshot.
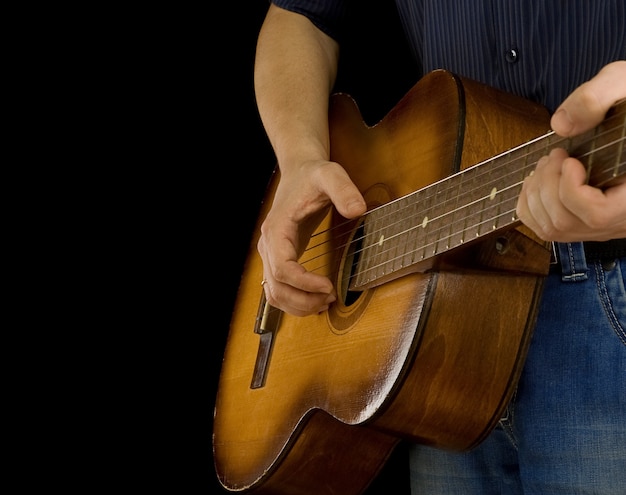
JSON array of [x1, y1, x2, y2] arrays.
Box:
[[445, 169, 464, 250], [427, 180, 446, 255], [363, 207, 384, 282], [419, 184, 438, 259], [402, 193, 422, 267], [387, 199, 403, 274]]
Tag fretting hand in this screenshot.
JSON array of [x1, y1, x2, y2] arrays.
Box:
[[516, 61, 626, 242]]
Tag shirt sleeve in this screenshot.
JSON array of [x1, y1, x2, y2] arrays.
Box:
[[270, 0, 351, 41]]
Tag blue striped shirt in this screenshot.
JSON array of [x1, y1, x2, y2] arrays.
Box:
[[271, 0, 626, 112]]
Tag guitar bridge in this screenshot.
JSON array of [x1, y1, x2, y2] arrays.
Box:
[[250, 293, 282, 389]]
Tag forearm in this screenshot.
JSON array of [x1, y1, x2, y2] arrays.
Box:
[[254, 4, 340, 171]]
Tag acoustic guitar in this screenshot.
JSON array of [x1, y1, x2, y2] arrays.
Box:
[[213, 69, 626, 495]]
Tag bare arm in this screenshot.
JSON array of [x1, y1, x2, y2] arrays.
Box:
[[255, 4, 338, 171], [254, 4, 367, 316]]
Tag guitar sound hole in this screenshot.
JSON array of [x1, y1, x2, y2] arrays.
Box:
[[341, 221, 364, 306]]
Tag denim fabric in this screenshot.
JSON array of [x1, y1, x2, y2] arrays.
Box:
[[409, 242, 626, 494]]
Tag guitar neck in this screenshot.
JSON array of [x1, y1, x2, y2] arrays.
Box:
[[350, 100, 626, 290]]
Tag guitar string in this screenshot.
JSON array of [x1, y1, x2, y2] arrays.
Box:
[[295, 122, 624, 287], [303, 110, 624, 258], [298, 121, 623, 262], [348, 135, 626, 275], [298, 133, 625, 284], [259, 109, 623, 326], [348, 158, 626, 288], [346, 136, 625, 286]]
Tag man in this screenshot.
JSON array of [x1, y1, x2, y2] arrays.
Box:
[[253, 1, 626, 493]]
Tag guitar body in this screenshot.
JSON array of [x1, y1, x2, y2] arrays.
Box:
[[214, 70, 554, 494]]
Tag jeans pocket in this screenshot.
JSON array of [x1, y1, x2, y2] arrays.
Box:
[[595, 258, 626, 345]]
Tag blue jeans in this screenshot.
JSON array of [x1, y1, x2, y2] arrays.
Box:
[[409, 242, 626, 494]]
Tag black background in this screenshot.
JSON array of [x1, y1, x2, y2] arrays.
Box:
[[209, 2, 418, 493]]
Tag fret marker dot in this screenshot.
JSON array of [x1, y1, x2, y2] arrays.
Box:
[[490, 187, 497, 200], [422, 216, 428, 228], [378, 235, 385, 246]]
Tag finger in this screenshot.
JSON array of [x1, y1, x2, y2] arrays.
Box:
[[261, 267, 337, 316], [317, 164, 367, 219], [559, 158, 626, 236], [258, 226, 337, 316], [558, 157, 591, 210], [264, 232, 335, 295], [551, 60, 626, 137], [518, 150, 574, 240], [520, 157, 554, 238]]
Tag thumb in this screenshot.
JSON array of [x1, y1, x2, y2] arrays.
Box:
[[323, 164, 367, 219], [551, 60, 626, 137]]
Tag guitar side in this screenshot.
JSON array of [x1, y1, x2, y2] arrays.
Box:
[[213, 70, 553, 494]]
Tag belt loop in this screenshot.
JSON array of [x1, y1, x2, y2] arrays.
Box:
[[556, 242, 589, 282]]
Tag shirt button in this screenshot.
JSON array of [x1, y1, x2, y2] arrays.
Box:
[[505, 48, 519, 63]]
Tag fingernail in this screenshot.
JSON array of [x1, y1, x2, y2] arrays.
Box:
[[553, 108, 574, 135], [347, 198, 367, 216]]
